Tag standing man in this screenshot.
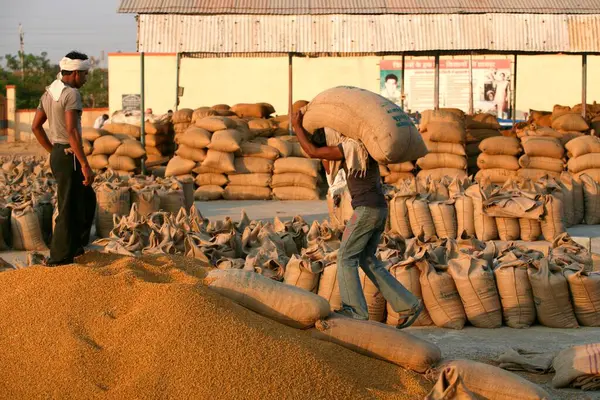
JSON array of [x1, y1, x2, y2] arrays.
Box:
[[291, 112, 423, 328], [31, 51, 96, 266]]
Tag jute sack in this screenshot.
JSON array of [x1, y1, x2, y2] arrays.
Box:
[[132, 188, 160, 215], [417, 168, 467, 181], [553, 343, 600, 390], [521, 136, 564, 158], [194, 185, 223, 201], [389, 193, 413, 238], [206, 129, 242, 153], [172, 108, 193, 124], [231, 103, 273, 118], [429, 201, 457, 239], [88, 154, 108, 170], [466, 128, 501, 143], [202, 150, 236, 173], [465, 185, 498, 241], [427, 121, 466, 144], [179, 127, 212, 149], [283, 255, 323, 293], [388, 261, 434, 326], [475, 168, 517, 184], [387, 161, 415, 172], [267, 137, 293, 157], [575, 168, 600, 182], [434, 360, 550, 400], [239, 142, 279, 160], [274, 157, 320, 177], [494, 253, 536, 328], [165, 156, 196, 177], [418, 260, 466, 329], [195, 173, 228, 187], [108, 155, 136, 172], [419, 109, 463, 132], [406, 196, 436, 238], [175, 144, 206, 162], [479, 136, 521, 156], [145, 144, 170, 157], [302, 86, 428, 164], [158, 186, 185, 214], [96, 183, 130, 238], [468, 113, 501, 129], [518, 168, 560, 181], [519, 218, 542, 241], [228, 173, 271, 187], [540, 194, 565, 240], [384, 172, 415, 184], [425, 365, 477, 400], [317, 262, 342, 310], [312, 315, 441, 373], [417, 153, 467, 170], [519, 155, 564, 173], [358, 269, 386, 322], [424, 140, 466, 156], [568, 153, 600, 174], [455, 194, 475, 237], [271, 173, 317, 189], [92, 135, 122, 155], [273, 187, 320, 201], [10, 205, 47, 251], [558, 174, 577, 227], [102, 122, 141, 138], [173, 122, 191, 134], [551, 112, 589, 132], [477, 154, 519, 170], [205, 269, 330, 329], [190, 107, 218, 124], [563, 266, 600, 327], [82, 127, 103, 142], [223, 185, 272, 200], [233, 157, 274, 174], [195, 116, 236, 132], [83, 139, 92, 155], [527, 259, 579, 328], [565, 135, 600, 158], [180, 176, 197, 212], [114, 140, 145, 158], [248, 118, 274, 137], [448, 254, 502, 328], [496, 217, 520, 241]]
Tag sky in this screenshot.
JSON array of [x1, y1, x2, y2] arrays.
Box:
[[0, 0, 136, 67]]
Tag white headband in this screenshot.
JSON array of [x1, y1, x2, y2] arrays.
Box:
[[57, 57, 91, 79]]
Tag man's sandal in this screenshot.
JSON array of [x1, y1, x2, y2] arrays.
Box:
[[396, 300, 424, 329]]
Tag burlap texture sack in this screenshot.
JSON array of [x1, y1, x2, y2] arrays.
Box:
[[114, 140, 145, 159], [88, 154, 109, 170], [195, 173, 228, 187], [172, 108, 193, 124], [179, 126, 212, 149], [551, 112, 589, 132], [417, 168, 467, 181], [267, 137, 293, 158], [477, 154, 519, 170], [194, 185, 224, 201], [239, 142, 280, 160], [388, 161, 415, 172], [233, 157, 274, 174], [317, 262, 342, 311], [466, 128, 501, 143], [165, 156, 196, 177], [102, 122, 141, 138], [519, 218, 542, 241], [406, 196, 436, 238], [565, 135, 600, 158], [494, 252, 536, 328], [273, 187, 320, 200], [429, 201, 457, 239], [479, 136, 521, 156], [10, 204, 47, 251], [191, 107, 218, 123], [96, 183, 131, 238], [568, 153, 600, 174], [475, 168, 517, 184], [465, 185, 498, 241], [82, 127, 103, 142], [132, 188, 160, 216], [427, 121, 466, 144], [231, 103, 273, 118], [563, 266, 600, 327], [496, 217, 520, 241], [540, 194, 566, 240], [228, 173, 271, 187], [518, 168, 560, 181], [201, 150, 235, 173], [384, 172, 415, 184], [417, 153, 467, 170], [553, 343, 600, 390], [388, 261, 434, 327], [175, 144, 206, 163], [521, 136, 564, 159], [223, 185, 272, 200], [270, 173, 317, 189], [420, 109, 463, 132], [389, 193, 414, 238], [108, 155, 136, 172], [92, 135, 122, 155], [283, 255, 323, 293], [206, 129, 242, 152], [274, 158, 320, 177], [519, 155, 564, 173], [195, 116, 236, 132], [424, 140, 466, 156], [454, 194, 475, 237]]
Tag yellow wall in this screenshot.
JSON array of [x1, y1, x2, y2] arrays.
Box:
[[587, 55, 600, 107], [178, 57, 289, 114], [108, 54, 177, 115]]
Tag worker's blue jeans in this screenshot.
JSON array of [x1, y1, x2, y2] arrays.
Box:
[[337, 206, 418, 320]]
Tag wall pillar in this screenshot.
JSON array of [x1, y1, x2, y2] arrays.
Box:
[[6, 85, 17, 142]]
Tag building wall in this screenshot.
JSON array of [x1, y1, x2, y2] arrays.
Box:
[[13, 108, 109, 141]]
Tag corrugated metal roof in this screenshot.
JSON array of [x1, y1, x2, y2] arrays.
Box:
[[137, 13, 600, 53], [119, 0, 600, 15]]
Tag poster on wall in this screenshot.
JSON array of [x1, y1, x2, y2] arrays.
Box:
[[381, 58, 512, 117], [379, 60, 403, 106]]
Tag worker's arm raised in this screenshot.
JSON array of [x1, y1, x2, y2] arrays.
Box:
[[291, 112, 343, 161]]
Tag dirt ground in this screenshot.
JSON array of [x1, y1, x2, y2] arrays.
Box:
[[0, 137, 47, 157]]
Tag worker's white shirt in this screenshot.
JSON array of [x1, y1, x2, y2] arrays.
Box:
[[93, 116, 106, 129]]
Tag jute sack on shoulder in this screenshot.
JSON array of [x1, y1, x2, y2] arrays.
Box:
[[223, 185, 272, 201], [175, 144, 206, 162], [228, 173, 271, 187], [424, 140, 466, 156], [519, 155, 564, 173], [194, 185, 223, 201], [312, 315, 441, 373], [233, 157, 274, 174], [527, 259, 579, 328], [479, 136, 521, 156], [302, 86, 427, 164], [565, 135, 600, 158], [417, 260, 466, 330], [274, 157, 320, 177], [273, 187, 320, 201], [521, 136, 564, 159], [388, 260, 434, 327], [448, 254, 502, 328], [417, 153, 467, 170], [563, 265, 600, 327], [475, 168, 517, 184], [567, 153, 600, 174], [496, 217, 520, 241], [205, 269, 330, 329], [477, 154, 519, 171], [201, 150, 236, 173], [430, 360, 550, 400], [494, 252, 536, 328], [179, 126, 212, 149], [271, 173, 317, 189]]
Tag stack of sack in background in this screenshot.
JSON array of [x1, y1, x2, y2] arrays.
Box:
[[566, 135, 600, 182], [271, 155, 322, 200], [86, 134, 146, 175], [379, 162, 415, 186], [464, 114, 502, 176], [172, 109, 194, 143], [417, 109, 467, 181], [475, 136, 521, 184], [518, 134, 565, 181]]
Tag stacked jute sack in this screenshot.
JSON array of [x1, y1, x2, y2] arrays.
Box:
[[378, 162, 415, 186], [517, 133, 566, 181], [270, 140, 322, 200], [0, 156, 55, 253], [566, 134, 600, 182], [86, 133, 147, 176], [464, 113, 502, 176], [417, 109, 467, 181], [475, 136, 522, 184]]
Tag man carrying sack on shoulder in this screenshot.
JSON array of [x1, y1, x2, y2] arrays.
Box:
[[32, 51, 96, 266], [292, 111, 423, 329]]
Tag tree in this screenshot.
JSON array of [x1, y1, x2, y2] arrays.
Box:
[[0, 52, 108, 109]]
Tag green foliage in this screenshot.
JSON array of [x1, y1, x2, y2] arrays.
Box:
[[0, 52, 108, 109]]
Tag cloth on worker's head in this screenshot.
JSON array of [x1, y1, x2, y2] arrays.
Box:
[[496, 348, 556, 374], [324, 127, 369, 180], [48, 57, 91, 101]]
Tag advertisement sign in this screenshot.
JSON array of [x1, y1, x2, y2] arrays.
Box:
[[122, 94, 142, 111], [379, 60, 403, 106]]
